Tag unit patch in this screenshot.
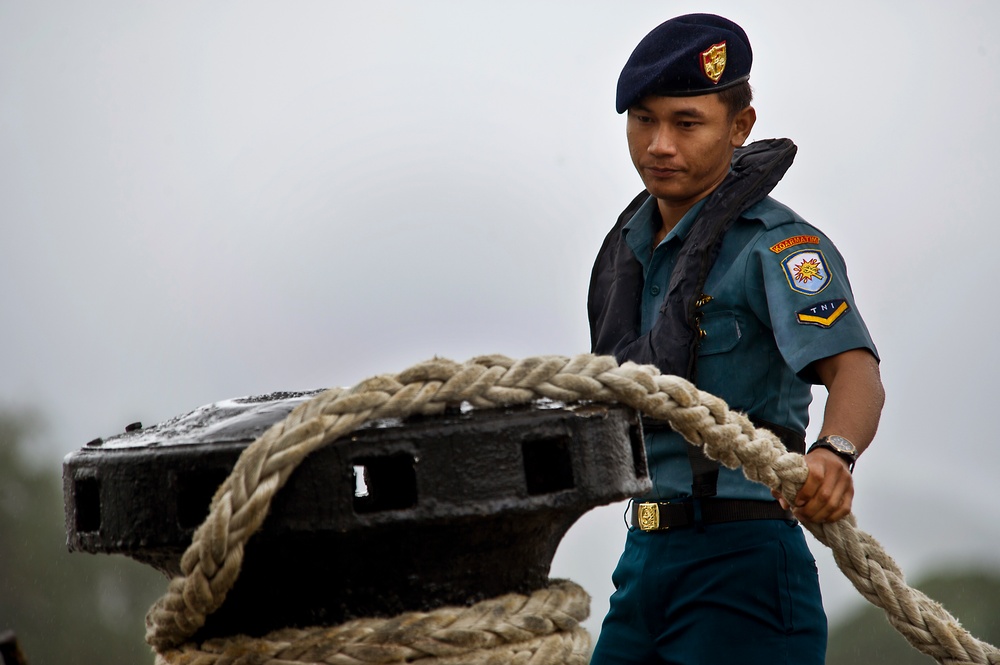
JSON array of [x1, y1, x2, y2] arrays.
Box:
[[796, 299, 850, 328], [700, 41, 727, 83], [782, 249, 831, 295], [770, 235, 820, 254]]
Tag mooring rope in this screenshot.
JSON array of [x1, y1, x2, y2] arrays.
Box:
[[155, 580, 591, 665], [146, 354, 1000, 665]]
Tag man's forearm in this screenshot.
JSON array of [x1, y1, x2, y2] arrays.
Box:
[[814, 347, 885, 457]]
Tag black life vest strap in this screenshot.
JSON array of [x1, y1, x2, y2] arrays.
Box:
[[644, 416, 806, 497], [687, 444, 722, 498]]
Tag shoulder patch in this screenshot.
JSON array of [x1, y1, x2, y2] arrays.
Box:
[[782, 249, 831, 295], [770, 235, 820, 254], [796, 299, 850, 327]]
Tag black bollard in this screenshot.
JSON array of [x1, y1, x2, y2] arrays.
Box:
[[63, 392, 649, 640]]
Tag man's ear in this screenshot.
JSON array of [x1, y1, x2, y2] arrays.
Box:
[[730, 105, 756, 147]]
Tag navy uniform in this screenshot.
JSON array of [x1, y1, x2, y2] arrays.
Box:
[[588, 14, 878, 665]]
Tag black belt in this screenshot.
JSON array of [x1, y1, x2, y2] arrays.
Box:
[[630, 499, 793, 532]]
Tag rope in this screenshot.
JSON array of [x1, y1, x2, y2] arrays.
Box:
[[154, 580, 591, 665], [146, 354, 1000, 665]]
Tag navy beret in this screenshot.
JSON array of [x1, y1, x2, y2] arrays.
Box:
[[616, 13, 752, 113]]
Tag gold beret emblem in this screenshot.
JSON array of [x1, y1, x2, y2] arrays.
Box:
[[701, 41, 727, 83]]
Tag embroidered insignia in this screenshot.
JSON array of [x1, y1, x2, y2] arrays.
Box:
[[796, 299, 850, 328], [701, 41, 727, 83], [781, 249, 831, 295], [770, 235, 820, 254]]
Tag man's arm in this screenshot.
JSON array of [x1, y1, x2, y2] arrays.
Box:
[[777, 348, 885, 523]]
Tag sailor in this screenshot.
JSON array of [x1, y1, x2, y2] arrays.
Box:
[[587, 13, 885, 663]]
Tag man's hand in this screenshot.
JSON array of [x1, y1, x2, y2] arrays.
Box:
[[773, 448, 854, 523]]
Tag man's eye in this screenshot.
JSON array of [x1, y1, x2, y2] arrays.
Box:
[[678, 121, 698, 128]]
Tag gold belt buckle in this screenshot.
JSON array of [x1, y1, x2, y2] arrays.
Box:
[[637, 502, 661, 531]]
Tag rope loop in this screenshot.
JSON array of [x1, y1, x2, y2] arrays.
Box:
[[154, 580, 592, 665]]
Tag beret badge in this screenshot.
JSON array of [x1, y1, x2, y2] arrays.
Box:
[[700, 41, 727, 83]]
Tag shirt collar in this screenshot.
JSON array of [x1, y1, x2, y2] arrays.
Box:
[[622, 196, 709, 270]]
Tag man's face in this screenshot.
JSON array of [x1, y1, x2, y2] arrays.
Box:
[[626, 93, 754, 209]]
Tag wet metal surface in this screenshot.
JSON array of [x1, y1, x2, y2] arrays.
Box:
[[64, 392, 649, 639]]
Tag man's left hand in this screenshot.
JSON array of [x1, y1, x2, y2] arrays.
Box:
[[773, 448, 854, 523]]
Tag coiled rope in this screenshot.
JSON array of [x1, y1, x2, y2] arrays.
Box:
[[146, 354, 1000, 665]]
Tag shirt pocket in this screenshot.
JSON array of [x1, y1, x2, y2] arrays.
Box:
[[697, 310, 742, 356]]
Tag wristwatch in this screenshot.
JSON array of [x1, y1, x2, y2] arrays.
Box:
[[807, 435, 858, 472]]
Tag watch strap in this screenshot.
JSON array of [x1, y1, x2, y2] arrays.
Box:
[[807, 436, 857, 472]]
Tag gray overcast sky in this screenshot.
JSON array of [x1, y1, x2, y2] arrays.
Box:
[[2, 0, 999, 639]]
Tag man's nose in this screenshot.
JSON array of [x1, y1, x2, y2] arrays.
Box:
[[648, 127, 677, 156]]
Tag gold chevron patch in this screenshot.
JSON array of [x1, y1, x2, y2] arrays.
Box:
[[796, 299, 849, 328]]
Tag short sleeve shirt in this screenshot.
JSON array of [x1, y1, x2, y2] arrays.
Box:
[[622, 195, 878, 501]]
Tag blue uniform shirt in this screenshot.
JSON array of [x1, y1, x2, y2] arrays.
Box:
[[622, 194, 878, 501]]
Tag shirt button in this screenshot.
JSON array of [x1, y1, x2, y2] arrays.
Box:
[[650, 285, 661, 296]]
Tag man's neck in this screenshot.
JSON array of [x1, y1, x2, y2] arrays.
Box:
[[653, 199, 695, 247]]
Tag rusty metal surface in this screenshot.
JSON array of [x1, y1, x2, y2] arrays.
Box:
[[63, 393, 649, 639]]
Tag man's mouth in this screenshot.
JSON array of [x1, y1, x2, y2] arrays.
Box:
[[645, 166, 681, 178]]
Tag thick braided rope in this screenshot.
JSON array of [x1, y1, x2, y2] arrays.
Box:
[[146, 354, 1000, 665], [154, 579, 590, 665]]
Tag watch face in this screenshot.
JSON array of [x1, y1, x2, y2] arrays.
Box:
[[826, 435, 856, 455]]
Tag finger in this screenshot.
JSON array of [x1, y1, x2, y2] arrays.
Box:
[[800, 471, 853, 523], [795, 458, 825, 508], [800, 478, 841, 522], [827, 480, 855, 522]]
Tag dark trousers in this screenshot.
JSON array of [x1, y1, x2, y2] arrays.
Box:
[[590, 518, 827, 665]]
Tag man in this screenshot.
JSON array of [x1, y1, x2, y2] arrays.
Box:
[[588, 14, 885, 664]]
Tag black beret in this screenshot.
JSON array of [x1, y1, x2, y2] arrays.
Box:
[[616, 13, 752, 113]]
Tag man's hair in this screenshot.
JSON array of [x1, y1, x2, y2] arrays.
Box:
[[718, 81, 753, 120]]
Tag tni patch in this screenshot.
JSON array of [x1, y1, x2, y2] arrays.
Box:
[[796, 299, 850, 328], [782, 249, 831, 295]]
